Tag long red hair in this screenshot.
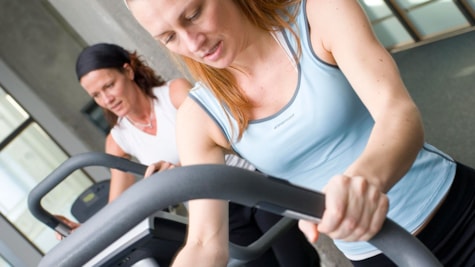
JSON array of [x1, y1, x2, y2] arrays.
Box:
[[181, 0, 301, 139]]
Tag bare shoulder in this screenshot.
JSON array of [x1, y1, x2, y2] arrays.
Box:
[[177, 97, 231, 160], [306, 0, 386, 66], [306, 0, 379, 51], [169, 77, 193, 91], [168, 78, 193, 109], [176, 96, 207, 128]]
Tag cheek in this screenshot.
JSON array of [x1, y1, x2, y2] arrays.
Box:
[[168, 43, 194, 60], [93, 98, 107, 109], [114, 80, 129, 96]]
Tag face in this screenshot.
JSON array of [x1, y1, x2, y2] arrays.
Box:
[[128, 0, 246, 69], [80, 66, 137, 118]]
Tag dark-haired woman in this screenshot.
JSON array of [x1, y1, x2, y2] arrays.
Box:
[[76, 42, 191, 201]]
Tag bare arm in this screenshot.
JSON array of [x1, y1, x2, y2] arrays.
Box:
[[105, 134, 136, 202], [309, 0, 423, 190], [172, 96, 231, 266], [301, 0, 424, 242], [169, 78, 193, 110]]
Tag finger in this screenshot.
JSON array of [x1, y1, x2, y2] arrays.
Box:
[[158, 161, 173, 171], [339, 176, 369, 241], [144, 165, 157, 178], [54, 214, 67, 222], [319, 175, 349, 236], [55, 232, 63, 241], [298, 220, 320, 243], [341, 177, 388, 241], [63, 220, 80, 230], [55, 214, 79, 229], [68, 221, 80, 230], [360, 192, 388, 241]]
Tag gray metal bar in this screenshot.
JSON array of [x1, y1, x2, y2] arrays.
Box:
[[29, 153, 442, 267], [27, 152, 147, 231]]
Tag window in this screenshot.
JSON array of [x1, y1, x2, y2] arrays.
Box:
[[463, 0, 475, 16], [360, 0, 415, 48], [81, 100, 110, 134], [0, 84, 93, 253], [359, 0, 475, 50], [395, 0, 469, 37]]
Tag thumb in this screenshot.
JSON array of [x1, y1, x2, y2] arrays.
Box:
[[298, 220, 320, 243], [144, 165, 156, 178]]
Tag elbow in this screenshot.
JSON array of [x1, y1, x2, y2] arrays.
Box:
[[411, 104, 425, 149], [416, 127, 424, 149]]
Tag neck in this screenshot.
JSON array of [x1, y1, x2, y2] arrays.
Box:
[[231, 30, 281, 77], [126, 96, 154, 128]]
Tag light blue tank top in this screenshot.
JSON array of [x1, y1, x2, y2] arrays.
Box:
[[189, 0, 456, 258]]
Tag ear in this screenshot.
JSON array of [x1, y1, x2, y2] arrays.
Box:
[[122, 63, 135, 80]]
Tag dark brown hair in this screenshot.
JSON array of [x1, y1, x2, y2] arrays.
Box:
[[76, 43, 166, 127]]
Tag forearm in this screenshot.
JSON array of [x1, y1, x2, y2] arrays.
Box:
[[105, 134, 136, 202], [172, 243, 229, 267], [345, 101, 424, 192], [108, 170, 136, 202], [172, 199, 229, 267]]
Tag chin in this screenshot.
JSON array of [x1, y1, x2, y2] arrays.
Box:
[[205, 59, 232, 69]]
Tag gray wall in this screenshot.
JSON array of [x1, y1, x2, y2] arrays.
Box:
[[393, 30, 475, 165], [0, 0, 187, 154], [0, 0, 103, 151]]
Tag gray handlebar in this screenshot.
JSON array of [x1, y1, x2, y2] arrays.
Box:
[[28, 152, 147, 235], [28, 152, 442, 267]]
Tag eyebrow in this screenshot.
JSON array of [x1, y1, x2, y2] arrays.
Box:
[[153, 3, 195, 40]]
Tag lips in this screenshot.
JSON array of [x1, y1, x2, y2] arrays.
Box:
[[109, 101, 122, 113], [202, 41, 222, 61]]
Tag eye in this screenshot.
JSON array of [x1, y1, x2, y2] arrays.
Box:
[[104, 82, 114, 89], [186, 8, 201, 22], [162, 33, 176, 45]]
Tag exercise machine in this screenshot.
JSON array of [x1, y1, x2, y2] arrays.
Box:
[[28, 152, 298, 267], [28, 152, 442, 267]]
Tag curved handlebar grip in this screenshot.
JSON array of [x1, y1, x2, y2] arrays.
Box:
[[27, 152, 147, 233], [30, 153, 442, 267]]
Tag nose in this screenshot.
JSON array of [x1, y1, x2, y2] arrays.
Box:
[[100, 91, 114, 106], [183, 29, 206, 54]]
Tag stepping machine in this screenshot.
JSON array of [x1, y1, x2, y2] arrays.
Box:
[[28, 152, 442, 267]]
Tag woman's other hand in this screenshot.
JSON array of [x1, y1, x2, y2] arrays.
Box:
[[54, 215, 80, 240], [144, 161, 179, 178]]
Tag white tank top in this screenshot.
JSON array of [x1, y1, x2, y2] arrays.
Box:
[[110, 85, 179, 165]]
